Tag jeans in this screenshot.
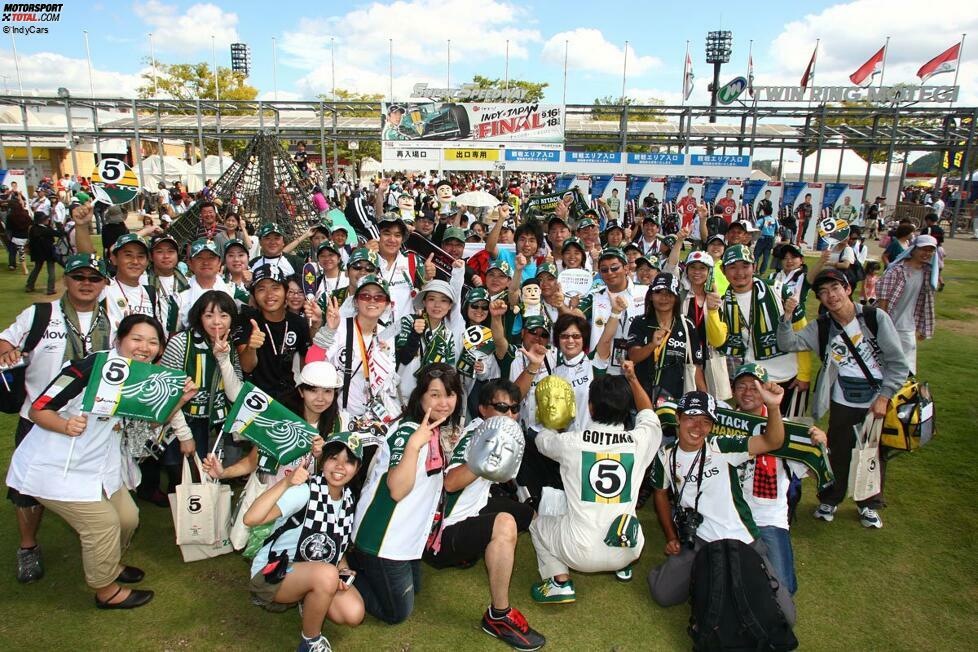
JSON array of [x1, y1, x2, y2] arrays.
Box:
[[754, 236, 775, 273], [349, 549, 421, 624], [26, 260, 56, 293], [758, 526, 797, 595]]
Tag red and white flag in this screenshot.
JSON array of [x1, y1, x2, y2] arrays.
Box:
[[917, 43, 961, 83], [748, 53, 755, 96], [800, 47, 818, 88], [683, 51, 694, 100], [849, 46, 886, 87]]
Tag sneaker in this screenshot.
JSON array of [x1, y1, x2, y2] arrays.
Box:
[[615, 565, 633, 582], [530, 577, 576, 604], [481, 606, 546, 651], [813, 503, 837, 522], [296, 635, 332, 652], [858, 506, 883, 529], [16, 545, 43, 583]]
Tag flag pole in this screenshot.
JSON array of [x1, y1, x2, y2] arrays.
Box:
[[807, 39, 819, 108], [447, 39, 451, 88], [388, 38, 393, 101], [950, 34, 966, 107], [682, 40, 689, 107], [747, 39, 753, 96], [504, 39, 510, 92], [562, 39, 568, 105], [621, 40, 629, 104], [879, 36, 890, 87]]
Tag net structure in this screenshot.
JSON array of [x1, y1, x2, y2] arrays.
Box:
[[168, 132, 318, 249]]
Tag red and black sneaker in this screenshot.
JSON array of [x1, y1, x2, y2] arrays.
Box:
[[481, 606, 546, 651]]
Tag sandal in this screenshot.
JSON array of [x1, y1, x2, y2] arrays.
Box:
[[95, 586, 154, 610]]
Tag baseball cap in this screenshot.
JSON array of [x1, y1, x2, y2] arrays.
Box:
[[250, 264, 289, 290], [257, 223, 285, 238], [355, 274, 391, 298], [635, 254, 659, 269], [722, 244, 754, 267], [64, 253, 109, 278], [604, 221, 624, 234], [911, 234, 938, 250], [561, 236, 586, 253], [706, 234, 726, 247], [316, 241, 342, 258], [677, 391, 719, 422], [189, 238, 220, 259], [812, 268, 850, 293], [150, 233, 178, 250], [778, 242, 804, 259], [727, 219, 751, 232], [733, 362, 769, 384], [377, 212, 408, 233], [598, 247, 627, 264], [348, 247, 379, 268], [661, 235, 678, 248], [522, 315, 550, 334], [299, 361, 343, 389], [74, 191, 92, 203], [442, 227, 467, 243], [387, 103, 406, 114], [685, 250, 715, 268], [463, 287, 491, 306], [576, 218, 597, 230], [110, 233, 148, 255], [487, 259, 514, 278], [536, 262, 558, 279], [414, 279, 455, 310], [325, 431, 364, 462], [650, 272, 679, 296], [223, 238, 249, 258], [311, 219, 333, 234]]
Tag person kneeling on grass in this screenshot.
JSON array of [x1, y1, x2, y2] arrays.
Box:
[[423, 379, 545, 651], [529, 360, 662, 604], [244, 432, 366, 652], [646, 387, 796, 625]]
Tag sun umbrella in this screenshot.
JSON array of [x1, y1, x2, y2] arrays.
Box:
[[453, 190, 499, 208]]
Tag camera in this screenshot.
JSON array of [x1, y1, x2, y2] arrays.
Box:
[[673, 507, 703, 550]]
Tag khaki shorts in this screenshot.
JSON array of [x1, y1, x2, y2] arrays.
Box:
[[249, 570, 285, 605]]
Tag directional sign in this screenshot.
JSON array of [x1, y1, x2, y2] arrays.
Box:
[[91, 158, 139, 205]]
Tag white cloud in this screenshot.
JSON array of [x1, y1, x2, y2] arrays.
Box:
[[0, 49, 144, 97], [134, 0, 240, 55], [542, 29, 661, 77], [257, 90, 303, 101]]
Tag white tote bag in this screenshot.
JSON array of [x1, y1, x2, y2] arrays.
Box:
[[230, 473, 268, 551], [174, 456, 222, 546], [848, 414, 882, 502], [169, 484, 233, 562]]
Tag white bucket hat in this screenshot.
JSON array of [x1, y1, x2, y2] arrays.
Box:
[[413, 279, 455, 311], [299, 361, 343, 389]]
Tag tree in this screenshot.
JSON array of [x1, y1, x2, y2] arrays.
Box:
[[584, 96, 667, 152], [470, 75, 548, 103], [317, 89, 385, 171]]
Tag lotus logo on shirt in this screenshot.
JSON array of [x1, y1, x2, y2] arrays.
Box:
[[718, 77, 748, 105]]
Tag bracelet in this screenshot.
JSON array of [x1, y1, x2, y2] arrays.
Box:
[[610, 311, 622, 319], [527, 365, 541, 374]]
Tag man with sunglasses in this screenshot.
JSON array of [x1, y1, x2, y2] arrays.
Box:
[[0, 254, 111, 583], [577, 247, 649, 375], [424, 379, 544, 651]]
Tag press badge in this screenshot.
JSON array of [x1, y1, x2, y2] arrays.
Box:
[[611, 338, 629, 368]]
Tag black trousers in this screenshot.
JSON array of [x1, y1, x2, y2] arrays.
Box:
[[818, 401, 887, 509]]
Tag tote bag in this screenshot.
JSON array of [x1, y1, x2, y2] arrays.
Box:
[[848, 414, 882, 502], [168, 484, 233, 562], [230, 473, 268, 551], [174, 456, 222, 546]]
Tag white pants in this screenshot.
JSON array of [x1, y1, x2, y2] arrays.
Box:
[[530, 514, 644, 579], [897, 329, 918, 374]]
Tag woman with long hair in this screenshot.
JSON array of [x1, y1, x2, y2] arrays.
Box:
[[679, 251, 730, 401]]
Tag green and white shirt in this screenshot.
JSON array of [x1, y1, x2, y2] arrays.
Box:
[[353, 419, 443, 560], [651, 435, 759, 544]]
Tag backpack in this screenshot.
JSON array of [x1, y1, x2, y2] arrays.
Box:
[[816, 306, 879, 361], [0, 302, 53, 413], [880, 378, 935, 453], [689, 539, 798, 652]]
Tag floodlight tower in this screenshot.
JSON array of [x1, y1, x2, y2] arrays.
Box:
[[705, 30, 732, 153]]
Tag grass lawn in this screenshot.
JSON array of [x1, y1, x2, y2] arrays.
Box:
[[0, 260, 976, 651]]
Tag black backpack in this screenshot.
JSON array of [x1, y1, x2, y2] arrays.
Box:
[[689, 539, 798, 652], [0, 302, 53, 414]]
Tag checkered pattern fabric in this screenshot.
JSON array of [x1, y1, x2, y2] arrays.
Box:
[[295, 479, 355, 565]]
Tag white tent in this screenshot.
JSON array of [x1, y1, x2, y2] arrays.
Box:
[[749, 169, 771, 180], [186, 155, 236, 193], [779, 148, 904, 205], [360, 157, 383, 176], [137, 155, 191, 190]]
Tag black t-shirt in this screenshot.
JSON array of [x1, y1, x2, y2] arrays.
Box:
[[921, 224, 944, 245], [294, 150, 308, 173], [234, 308, 312, 401], [626, 313, 704, 402], [706, 216, 728, 238]]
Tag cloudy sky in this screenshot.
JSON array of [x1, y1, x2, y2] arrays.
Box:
[[0, 0, 973, 104]]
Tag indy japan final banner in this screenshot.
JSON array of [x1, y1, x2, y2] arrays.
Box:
[[381, 102, 564, 143]]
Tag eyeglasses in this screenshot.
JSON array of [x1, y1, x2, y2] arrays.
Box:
[[490, 402, 520, 414], [67, 273, 104, 283], [558, 333, 583, 341], [598, 264, 623, 274], [349, 263, 375, 272], [286, 289, 304, 297], [527, 328, 550, 339], [356, 293, 389, 304], [469, 302, 490, 310]]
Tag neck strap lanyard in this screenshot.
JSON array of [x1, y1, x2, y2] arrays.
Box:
[[671, 445, 707, 514]]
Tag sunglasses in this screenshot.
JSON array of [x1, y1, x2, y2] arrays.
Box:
[[598, 264, 623, 274], [67, 273, 104, 283], [526, 328, 550, 339], [349, 263, 375, 272], [356, 293, 389, 304], [427, 367, 458, 380], [468, 302, 490, 310], [491, 402, 520, 414], [558, 333, 583, 340]]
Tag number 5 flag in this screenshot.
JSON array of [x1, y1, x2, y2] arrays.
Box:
[[223, 382, 316, 464], [81, 351, 187, 421]]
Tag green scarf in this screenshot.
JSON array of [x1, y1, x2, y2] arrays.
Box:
[[718, 279, 786, 361], [60, 297, 110, 362], [421, 319, 455, 368], [182, 331, 231, 422]]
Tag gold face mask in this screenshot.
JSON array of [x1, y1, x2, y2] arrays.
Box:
[[535, 375, 576, 431]]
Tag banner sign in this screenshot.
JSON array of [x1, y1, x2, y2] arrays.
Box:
[[505, 149, 560, 162], [445, 149, 500, 161], [384, 147, 440, 163], [702, 178, 728, 204], [627, 152, 684, 167], [781, 181, 807, 208], [590, 175, 614, 198], [224, 382, 316, 465], [565, 151, 622, 164], [690, 154, 750, 168], [741, 180, 768, 208], [626, 176, 651, 201], [382, 102, 564, 143], [91, 158, 140, 205], [404, 232, 455, 283], [524, 187, 590, 219], [752, 85, 958, 104], [822, 183, 848, 211], [554, 174, 575, 192], [664, 176, 690, 204], [82, 352, 187, 421]]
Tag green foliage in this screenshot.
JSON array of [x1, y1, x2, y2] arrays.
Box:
[[470, 75, 548, 103], [585, 96, 667, 153], [317, 89, 386, 170]]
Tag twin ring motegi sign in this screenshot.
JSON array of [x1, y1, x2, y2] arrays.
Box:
[[752, 85, 959, 103]]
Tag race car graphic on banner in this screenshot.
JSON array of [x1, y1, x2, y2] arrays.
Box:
[[381, 102, 564, 143]]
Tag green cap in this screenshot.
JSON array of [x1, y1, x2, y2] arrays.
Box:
[[442, 227, 467, 243], [150, 233, 178, 250], [189, 238, 220, 259], [661, 235, 678, 248], [598, 247, 627, 264], [635, 254, 659, 269], [523, 315, 550, 333], [110, 233, 148, 255], [464, 228, 484, 242], [64, 253, 109, 278], [734, 362, 769, 383], [223, 238, 248, 257], [604, 220, 624, 233], [257, 223, 285, 238], [348, 247, 379, 268], [464, 287, 491, 305], [487, 259, 513, 278], [317, 241, 341, 257], [722, 244, 754, 267], [325, 431, 363, 462], [536, 262, 558, 279], [355, 274, 391, 298], [312, 219, 333, 234], [377, 212, 408, 232], [576, 218, 597, 230], [74, 191, 91, 203], [561, 236, 586, 253]]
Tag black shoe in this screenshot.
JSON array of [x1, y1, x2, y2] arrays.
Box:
[[481, 607, 546, 651], [95, 587, 154, 610], [16, 546, 43, 583], [116, 566, 145, 583], [136, 488, 170, 508]]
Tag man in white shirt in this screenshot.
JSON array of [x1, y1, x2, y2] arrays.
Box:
[[177, 239, 234, 328]]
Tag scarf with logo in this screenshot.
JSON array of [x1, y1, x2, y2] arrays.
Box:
[[60, 297, 110, 362], [718, 279, 788, 361]]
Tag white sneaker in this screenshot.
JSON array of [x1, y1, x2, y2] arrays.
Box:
[[858, 506, 883, 529], [813, 503, 837, 522]]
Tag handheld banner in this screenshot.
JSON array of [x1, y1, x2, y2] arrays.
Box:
[[301, 262, 318, 298], [223, 382, 317, 465], [91, 158, 140, 205], [81, 352, 187, 421], [404, 232, 454, 283], [558, 268, 595, 298]]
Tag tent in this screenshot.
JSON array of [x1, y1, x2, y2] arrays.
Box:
[[186, 155, 237, 193], [137, 155, 191, 190], [749, 169, 771, 180], [779, 148, 904, 205], [360, 157, 383, 176]]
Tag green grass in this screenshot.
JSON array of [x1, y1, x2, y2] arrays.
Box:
[[0, 261, 976, 651]]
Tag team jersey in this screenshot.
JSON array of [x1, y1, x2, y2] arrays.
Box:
[[651, 435, 759, 543], [377, 252, 424, 326], [579, 281, 648, 373], [101, 280, 156, 341], [353, 420, 443, 560]]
